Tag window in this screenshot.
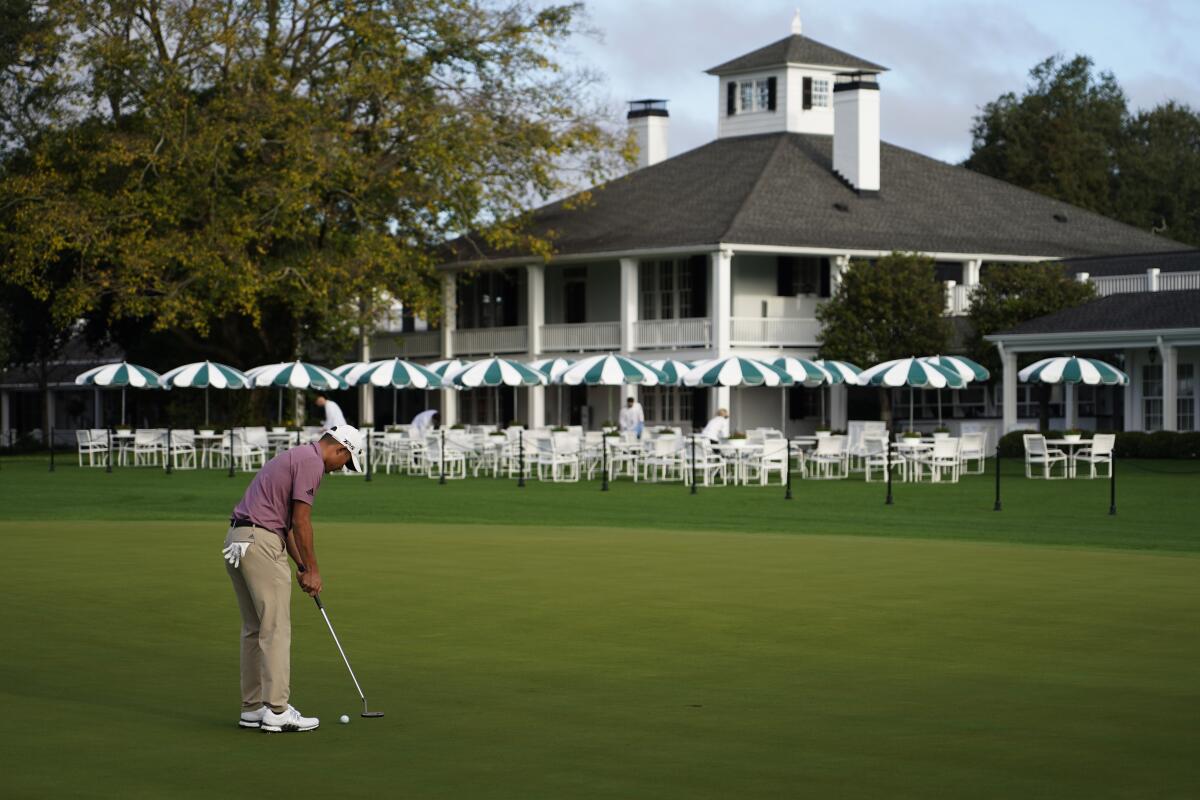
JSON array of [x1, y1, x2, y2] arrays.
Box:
[[811, 79, 830, 108], [777, 256, 830, 297], [641, 387, 692, 425], [639, 259, 704, 320], [1179, 363, 1196, 431], [737, 79, 773, 113], [1142, 364, 1163, 431], [456, 269, 523, 329]]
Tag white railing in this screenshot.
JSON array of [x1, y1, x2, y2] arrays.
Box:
[[634, 318, 712, 349], [729, 317, 820, 347], [1159, 271, 1200, 291], [541, 322, 620, 352], [943, 282, 977, 316], [371, 331, 440, 359], [1090, 274, 1150, 296], [452, 325, 528, 355]]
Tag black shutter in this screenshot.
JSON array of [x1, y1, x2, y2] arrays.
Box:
[[777, 256, 795, 296], [802, 77, 813, 110], [819, 258, 832, 298], [726, 82, 736, 115], [767, 76, 777, 111]]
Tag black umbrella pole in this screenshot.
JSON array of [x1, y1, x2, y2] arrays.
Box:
[[784, 440, 792, 500], [601, 436, 609, 492], [1109, 455, 1116, 516], [517, 431, 525, 488], [438, 429, 446, 485], [365, 433, 372, 482], [993, 444, 1002, 511], [227, 428, 235, 478], [166, 427, 173, 475], [106, 428, 113, 473], [885, 439, 893, 505], [690, 435, 698, 495]]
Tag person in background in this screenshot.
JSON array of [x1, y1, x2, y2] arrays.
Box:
[[700, 408, 730, 443], [618, 396, 645, 438], [411, 408, 439, 439], [314, 393, 346, 430]]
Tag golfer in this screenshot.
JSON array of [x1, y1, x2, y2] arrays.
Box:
[[222, 425, 364, 732]]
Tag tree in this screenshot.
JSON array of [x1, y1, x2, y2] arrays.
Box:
[[1115, 102, 1200, 247], [967, 262, 1096, 429], [0, 1, 630, 357], [817, 253, 951, 423]]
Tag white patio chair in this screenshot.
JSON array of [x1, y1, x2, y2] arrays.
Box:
[[958, 432, 987, 475], [167, 429, 197, 470], [227, 429, 267, 472], [915, 437, 961, 483], [425, 435, 466, 480], [682, 436, 728, 487], [1023, 434, 1067, 479], [744, 438, 788, 486], [1072, 433, 1115, 479], [862, 436, 891, 482], [641, 435, 682, 482], [808, 435, 848, 479], [132, 429, 165, 467], [76, 429, 108, 467]]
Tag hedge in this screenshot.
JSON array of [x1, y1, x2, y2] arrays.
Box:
[[997, 429, 1200, 459]]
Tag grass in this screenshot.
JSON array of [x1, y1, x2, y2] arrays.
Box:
[[1, 458, 1199, 798]]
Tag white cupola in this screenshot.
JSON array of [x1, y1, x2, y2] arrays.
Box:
[[705, 16, 887, 190]]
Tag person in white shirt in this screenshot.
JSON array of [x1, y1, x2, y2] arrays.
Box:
[[618, 397, 645, 437], [315, 393, 347, 429], [411, 409, 439, 439], [700, 408, 729, 442]]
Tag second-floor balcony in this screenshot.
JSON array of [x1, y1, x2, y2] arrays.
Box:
[[453, 325, 528, 356], [730, 317, 820, 348], [541, 322, 620, 352], [634, 318, 711, 350]]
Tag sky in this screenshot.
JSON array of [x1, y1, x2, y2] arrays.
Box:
[[564, 0, 1200, 164]]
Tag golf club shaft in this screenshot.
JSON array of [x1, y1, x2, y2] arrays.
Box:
[[314, 596, 367, 705]]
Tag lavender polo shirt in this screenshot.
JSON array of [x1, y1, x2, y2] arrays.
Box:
[[231, 443, 325, 537]]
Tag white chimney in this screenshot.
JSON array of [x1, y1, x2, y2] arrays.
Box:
[[832, 73, 880, 192], [627, 99, 669, 169]]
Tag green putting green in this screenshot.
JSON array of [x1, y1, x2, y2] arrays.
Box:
[[1, 460, 1198, 797]]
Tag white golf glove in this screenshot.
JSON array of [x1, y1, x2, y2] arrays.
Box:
[[222, 542, 251, 569]]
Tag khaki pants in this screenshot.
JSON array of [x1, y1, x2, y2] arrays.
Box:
[[224, 526, 291, 713]]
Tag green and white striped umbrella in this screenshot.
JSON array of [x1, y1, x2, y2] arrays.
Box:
[[250, 360, 347, 390], [452, 357, 546, 388], [647, 359, 692, 386], [354, 358, 443, 389], [683, 357, 794, 387], [1019, 356, 1128, 386], [769, 356, 831, 387], [332, 361, 371, 383], [921, 354, 990, 383], [814, 359, 863, 385], [530, 357, 575, 382], [559, 353, 666, 386], [159, 361, 250, 390], [76, 361, 163, 426], [429, 358, 472, 384], [858, 357, 965, 389], [159, 360, 251, 426]]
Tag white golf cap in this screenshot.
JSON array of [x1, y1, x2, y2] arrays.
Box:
[[324, 424, 364, 472]]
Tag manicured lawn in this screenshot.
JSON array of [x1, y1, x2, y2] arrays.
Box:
[[1, 459, 1198, 798]]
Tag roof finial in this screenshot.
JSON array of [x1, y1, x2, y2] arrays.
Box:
[[791, 9, 802, 35]]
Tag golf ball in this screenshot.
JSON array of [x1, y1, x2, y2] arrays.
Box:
[[339, 714, 350, 724]]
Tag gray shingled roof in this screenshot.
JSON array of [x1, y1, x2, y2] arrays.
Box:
[[705, 34, 887, 75], [452, 132, 1182, 261], [1061, 249, 1200, 277], [1000, 290, 1200, 335]]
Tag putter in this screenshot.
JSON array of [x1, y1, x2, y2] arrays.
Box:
[[313, 594, 384, 718]]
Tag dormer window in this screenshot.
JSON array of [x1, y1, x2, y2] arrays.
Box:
[[727, 77, 777, 115], [801, 77, 831, 109]]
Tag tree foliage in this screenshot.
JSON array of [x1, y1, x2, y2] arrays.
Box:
[[966, 54, 1200, 246], [966, 262, 1096, 374], [0, 0, 630, 356], [816, 253, 951, 366]]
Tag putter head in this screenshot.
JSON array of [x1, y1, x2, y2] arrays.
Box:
[[361, 711, 384, 718]]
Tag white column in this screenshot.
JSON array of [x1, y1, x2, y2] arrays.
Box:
[[829, 383, 848, 430], [1000, 346, 1017, 434], [1147, 268, 1160, 292], [359, 328, 374, 427], [962, 258, 981, 287], [1123, 349, 1137, 431], [526, 263, 546, 427], [619, 257, 638, 354], [1161, 340, 1178, 431], [830, 254, 850, 294], [1064, 382, 1076, 429], [710, 248, 733, 415], [439, 272, 458, 426]]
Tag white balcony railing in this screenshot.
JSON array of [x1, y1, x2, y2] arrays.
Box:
[[1090, 273, 1150, 296], [541, 322, 620, 352], [943, 282, 977, 316], [1158, 271, 1200, 291], [729, 317, 820, 347], [371, 330, 440, 359], [452, 325, 528, 355], [634, 318, 712, 349]]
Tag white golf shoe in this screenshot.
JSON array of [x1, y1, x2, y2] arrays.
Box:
[[261, 705, 319, 733], [238, 707, 269, 729]]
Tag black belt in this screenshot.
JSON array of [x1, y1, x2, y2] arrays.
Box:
[[230, 518, 257, 529]]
